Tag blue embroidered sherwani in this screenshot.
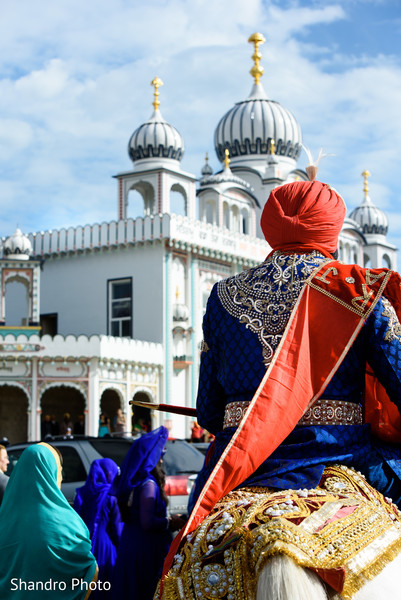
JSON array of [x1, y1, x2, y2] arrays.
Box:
[[190, 251, 401, 511]]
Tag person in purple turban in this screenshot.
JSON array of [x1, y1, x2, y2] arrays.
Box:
[[74, 458, 122, 597], [110, 427, 185, 600]]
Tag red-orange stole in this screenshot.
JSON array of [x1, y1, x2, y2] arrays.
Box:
[[162, 261, 401, 583]]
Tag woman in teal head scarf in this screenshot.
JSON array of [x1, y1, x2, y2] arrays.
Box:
[[0, 443, 98, 599]]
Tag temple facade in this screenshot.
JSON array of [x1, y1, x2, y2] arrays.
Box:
[[0, 34, 396, 443]]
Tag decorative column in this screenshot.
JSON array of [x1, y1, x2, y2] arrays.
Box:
[[190, 254, 199, 410], [88, 358, 100, 436], [164, 250, 173, 414], [31, 357, 39, 441]]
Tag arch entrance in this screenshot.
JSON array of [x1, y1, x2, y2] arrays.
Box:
[[100, 388, 122, 433], [41, 385, 86, 437], [131, 391, 153, 434], [0, 385, 29, 443]]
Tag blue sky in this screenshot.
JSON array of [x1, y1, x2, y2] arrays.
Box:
[[0, 0, 400, 251]]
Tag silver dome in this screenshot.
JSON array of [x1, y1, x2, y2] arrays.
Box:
[[201, 154, 213, 176], [128, 109, 184, 163], [214, 83, 302, 163], [348, 196, 388, 236]]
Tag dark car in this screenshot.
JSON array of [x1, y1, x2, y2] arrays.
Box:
[[192, 442, 212, 456], [5, 435, 205, 515]]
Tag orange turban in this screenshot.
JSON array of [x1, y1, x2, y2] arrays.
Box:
[[261, 180, 346, 257]]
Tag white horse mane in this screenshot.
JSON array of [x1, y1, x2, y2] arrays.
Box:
[[256, 553, 401, 600]]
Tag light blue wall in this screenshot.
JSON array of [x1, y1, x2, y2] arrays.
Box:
[[39, 244, 165, 342]]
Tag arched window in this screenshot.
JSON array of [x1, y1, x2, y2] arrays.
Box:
[[241, 209, 249, 235], [170, 184, 187, 216], [205, 200, 216, 225], [363, 254, 371, 268], [128, 182, 155, 218], [338, 241, 343, 262], [232, 206, 240, 232], [5, 279, 29, 326], [128, 189, 145, 218], [382, 253, 392, 269], [344, 243, 351, 264], [223, 202, 230, 229]]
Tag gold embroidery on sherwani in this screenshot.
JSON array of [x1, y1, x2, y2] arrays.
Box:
[[381, 296, 401, 343], [217, 251, 326, 367], [156, 466, 401, 600], [200, 340, 210, 353]]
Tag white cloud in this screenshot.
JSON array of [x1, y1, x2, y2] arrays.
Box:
[[0, 119, 33, 159], [266, 4, 346, 41]]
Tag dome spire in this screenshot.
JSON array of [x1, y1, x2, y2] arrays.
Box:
[[349, 169, 388, 236], [201, 152, 213, 176], [128, 77, 184, 164], [269, 139, 276, 155], [224, 148, 231, 170], [248, 32, 266, 85], [362, 169, 371, 200], [214, 32, 302, 167], [151, 76, 163, 111]]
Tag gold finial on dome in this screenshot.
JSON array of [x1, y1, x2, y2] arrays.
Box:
[[362, 170, 371, 198], [176, 286, 180, 301], [248, 32, 266, 84], [224, 148, 231, 169], [151, 76, 163, 111], [269, 139, 276, 155]]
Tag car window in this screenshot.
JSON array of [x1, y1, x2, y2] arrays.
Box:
[[6, 448, 25, 476], [55, 445, 87, 483], [163, 441, 204, 476], [6, 444, 87, 485], [88, 440, 132, 465]]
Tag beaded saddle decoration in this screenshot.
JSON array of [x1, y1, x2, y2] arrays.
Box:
[[156, 465, 401, 600]]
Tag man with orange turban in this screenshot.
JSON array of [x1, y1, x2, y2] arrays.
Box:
[[159, 180, 401, 600], [186, 179, 401, 504], [261, 179, 346, 256]]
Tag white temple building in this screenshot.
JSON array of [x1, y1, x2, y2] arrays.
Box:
[[0, 34, 397, 443]]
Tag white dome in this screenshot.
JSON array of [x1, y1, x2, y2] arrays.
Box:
[[214, 83, 302, 165], [128, 109, 184, 163], [199, 167, 254, 193], [348, 195, 388, 236], [173, 302, 190, 322], [3, 228, 32, 260]]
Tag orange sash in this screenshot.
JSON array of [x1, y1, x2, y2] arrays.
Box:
[[162, 261, 400, 585]]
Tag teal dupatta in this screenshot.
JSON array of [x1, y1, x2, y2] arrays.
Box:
[[0, 443, 97, 599]]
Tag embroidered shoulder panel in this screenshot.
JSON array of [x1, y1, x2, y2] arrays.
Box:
[[381, 296, 401, 343], [217, 251, 327, 367]]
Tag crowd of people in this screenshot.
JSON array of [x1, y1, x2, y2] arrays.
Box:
[[0, 426, 178, 599], [41, 412, 87, 440], [3, 178, 401, 599], [40, 410, 132, 441]]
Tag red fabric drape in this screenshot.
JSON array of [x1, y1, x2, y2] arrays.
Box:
[[364, 269, 401, 442]]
